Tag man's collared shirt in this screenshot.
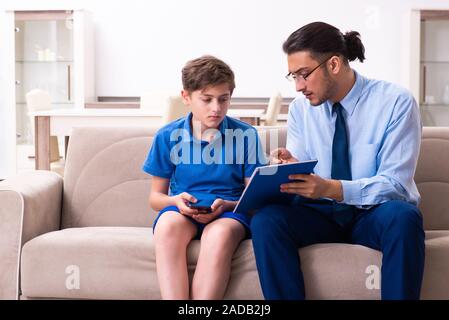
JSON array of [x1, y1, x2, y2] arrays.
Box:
[[287, 70, 422, 207]]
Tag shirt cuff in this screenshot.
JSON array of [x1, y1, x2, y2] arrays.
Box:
[[340, 180, 362, 205]]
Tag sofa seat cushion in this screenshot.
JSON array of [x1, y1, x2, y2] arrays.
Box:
[[299, 243, 381, 299], [20, 227, 263, 299], [301, 231, 449, 300], [20, 227, 381, 300], [421, 230, 449, 299], [20, 227, 449, 300]]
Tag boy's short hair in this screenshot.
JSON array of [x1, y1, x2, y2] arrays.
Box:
[[182, 55, 235, 94]]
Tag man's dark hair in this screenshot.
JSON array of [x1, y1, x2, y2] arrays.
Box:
[[282, 22, 365, 63], [182, 55, 235, 94]]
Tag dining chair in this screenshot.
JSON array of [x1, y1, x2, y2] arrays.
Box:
[[25, 89, 61, 162], [263, 92, 282, 126], [140, 91, 189, 124]]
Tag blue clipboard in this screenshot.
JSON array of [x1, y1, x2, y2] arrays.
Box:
[[234, 160, 318, 215]]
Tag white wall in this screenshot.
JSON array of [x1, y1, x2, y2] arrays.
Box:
[[3, 0, 449, 98], [2, 0, 449, 178]]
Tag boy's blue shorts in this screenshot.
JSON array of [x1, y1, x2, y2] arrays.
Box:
[[152, 206, 251, 239]]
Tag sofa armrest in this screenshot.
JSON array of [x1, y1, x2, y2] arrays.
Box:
[[0, 170, 63, 299]]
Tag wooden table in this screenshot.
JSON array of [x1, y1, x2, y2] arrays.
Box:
[[228, 108, 265, 126], [29, 108, 266, 170]]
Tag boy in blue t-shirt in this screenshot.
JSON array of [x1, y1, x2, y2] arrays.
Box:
[[142, 55, 266, 299]]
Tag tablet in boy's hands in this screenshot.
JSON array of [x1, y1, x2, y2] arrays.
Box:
[[234, 160, 318, 215]]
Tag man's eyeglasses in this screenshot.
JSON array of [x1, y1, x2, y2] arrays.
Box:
[[285, 55, 334, 82]]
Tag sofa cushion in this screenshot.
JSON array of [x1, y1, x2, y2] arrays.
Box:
[[20, 227, 263, 300], [420, 230, 449, 299], [21, 227, 449, 300], [20, 226, 385, 300], [256, 125, 287, 155], [415, 127, 449, 230], [300, 243, 381, 299], [62, 127, 159, 229]]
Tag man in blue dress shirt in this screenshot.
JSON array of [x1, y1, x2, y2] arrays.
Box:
[[250, 22, 425, 300]]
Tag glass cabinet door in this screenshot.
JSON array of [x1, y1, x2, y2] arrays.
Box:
[[15, 11, 74, 144], [420, 17, 449, 126], [421, 62, 449, 106]]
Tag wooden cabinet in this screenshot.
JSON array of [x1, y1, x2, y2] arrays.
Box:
[[0, 9, 94, 178], [14, 10, 95, 141], [418, 10, 449, 126]]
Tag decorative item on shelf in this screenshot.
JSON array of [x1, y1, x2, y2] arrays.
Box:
[[37, 48, 56, 61], [442, 84, 449, 105]]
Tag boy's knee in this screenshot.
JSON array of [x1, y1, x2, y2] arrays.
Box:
[[154, 212, 193, 241], [202, 220, 241, 243]]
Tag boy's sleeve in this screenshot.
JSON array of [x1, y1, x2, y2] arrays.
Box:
[[244, 128, 268, 177], [142, 131, 174, 178]]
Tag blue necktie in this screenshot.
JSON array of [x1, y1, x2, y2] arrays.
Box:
[[331, 102, 354, 227]]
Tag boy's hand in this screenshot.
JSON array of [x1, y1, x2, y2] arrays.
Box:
[[173, 192, 200, 216], [191, 198, 230, 224], [270, 148, 298, 164]]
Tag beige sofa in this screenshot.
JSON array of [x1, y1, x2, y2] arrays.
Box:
[[1, 125, 449, 300]]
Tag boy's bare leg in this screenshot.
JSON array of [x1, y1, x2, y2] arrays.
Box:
[[191, 218, 246, 299], [154, 211, 197, 299]]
